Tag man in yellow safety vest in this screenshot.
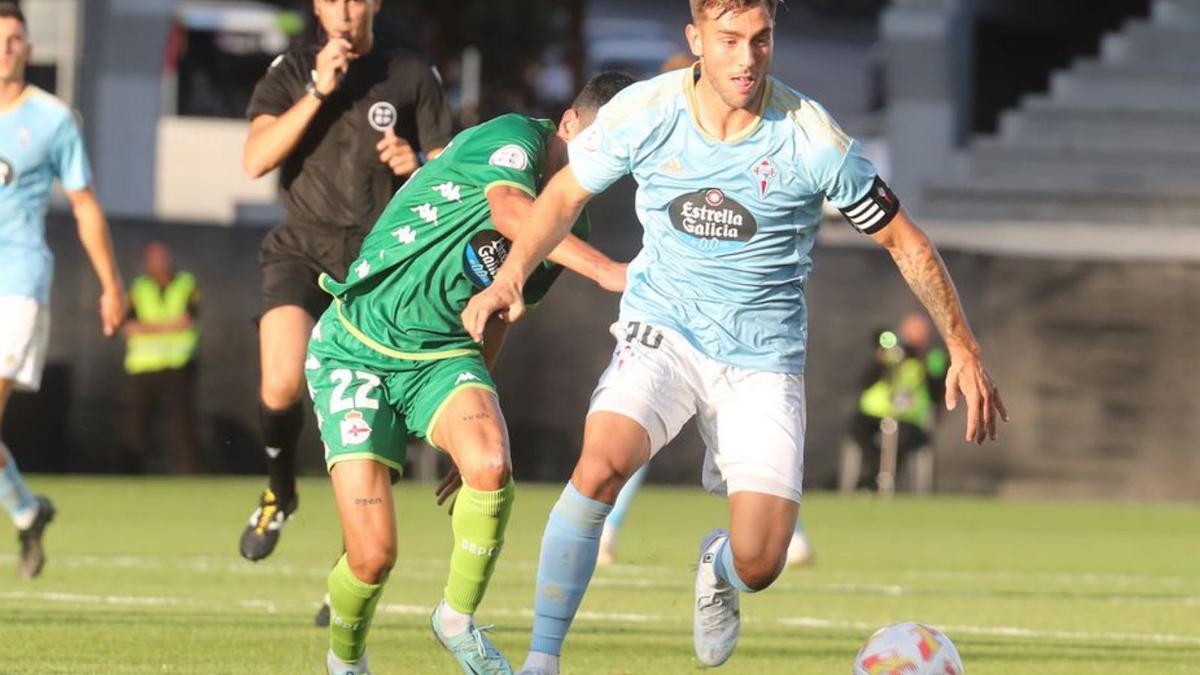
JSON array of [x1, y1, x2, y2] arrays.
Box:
[[850, 313, 948, 490], [121, 242, 200, 473]]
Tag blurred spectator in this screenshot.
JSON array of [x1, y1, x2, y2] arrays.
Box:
[[121, 242, 201, 474], [840, 313, 947, 492]]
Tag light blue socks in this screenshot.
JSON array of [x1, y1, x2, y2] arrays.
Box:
[[714, 537, 755, 593], [0, 443, 37, 530], [528, 483, 612, 656]]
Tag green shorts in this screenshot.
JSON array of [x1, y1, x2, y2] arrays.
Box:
[[306, 310, 496, 474]]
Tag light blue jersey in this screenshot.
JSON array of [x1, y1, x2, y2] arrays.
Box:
[[0, 86, 92, 305], [568, 67, 892, 373]]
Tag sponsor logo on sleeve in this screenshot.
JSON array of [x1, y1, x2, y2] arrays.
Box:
[[667, 188, 758, 254], [463, 230, 512, 288], [488, 144, 529, 170]]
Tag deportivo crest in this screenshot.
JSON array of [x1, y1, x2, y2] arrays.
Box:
[[489, 144, 529, 170], [463, 230, 512, 288], [668, 188, 758, 254], [368, 101, 398, 132], [340, 410, 372, 446], [751, 157, 777, 198]]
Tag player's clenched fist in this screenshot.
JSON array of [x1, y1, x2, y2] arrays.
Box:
[[462, 274, 525, 342], [313, 37, 354, 96], [377, 128, 419, 177]]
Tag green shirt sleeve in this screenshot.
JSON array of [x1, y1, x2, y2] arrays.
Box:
[[456, 114, 549, 198]]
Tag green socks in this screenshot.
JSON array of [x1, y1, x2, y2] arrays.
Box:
[[328, 554, 386, 663], [444, 479, 515, 613], [326, 480, 513, 661]]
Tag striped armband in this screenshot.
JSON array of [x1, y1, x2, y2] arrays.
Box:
[[839, 176, 900, 234]]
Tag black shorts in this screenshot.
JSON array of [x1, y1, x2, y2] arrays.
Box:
[[259, 223, 366, 320]]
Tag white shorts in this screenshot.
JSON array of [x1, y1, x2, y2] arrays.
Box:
[[588, 321, 806, 503], [0, 297, 51, 392]]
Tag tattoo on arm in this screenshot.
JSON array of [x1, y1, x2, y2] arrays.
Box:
[[890, 238, 969, 346], [353, 497, 384, 506], [461, 412, 492, 423]]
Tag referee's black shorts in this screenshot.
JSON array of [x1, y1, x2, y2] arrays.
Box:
[[259, 222, 366, 320]]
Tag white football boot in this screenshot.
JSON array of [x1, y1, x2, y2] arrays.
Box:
[[693, 529, 741, 667]]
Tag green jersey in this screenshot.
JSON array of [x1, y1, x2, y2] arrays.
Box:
[[318, 113, 589, 359]]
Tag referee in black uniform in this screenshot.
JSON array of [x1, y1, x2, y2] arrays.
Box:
[[239, 0, 452, 561]]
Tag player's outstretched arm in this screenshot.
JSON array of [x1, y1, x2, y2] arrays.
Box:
[[870, 210, 1008, 444], [462, 166, 596, 341], [67, 187, 125, 337], [486, 184, 625, 292]]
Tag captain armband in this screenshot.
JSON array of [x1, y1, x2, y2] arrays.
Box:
[[839, 176, 900, 235]]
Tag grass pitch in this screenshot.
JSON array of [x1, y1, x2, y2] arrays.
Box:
[[0, 476, 1197, 674]]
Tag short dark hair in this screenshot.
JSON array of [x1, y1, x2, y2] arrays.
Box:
[[690, 0, 779, 21], [0, 2, 25, 27], [572, 71, 637, 115]]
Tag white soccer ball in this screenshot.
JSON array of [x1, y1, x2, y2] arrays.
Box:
[[852, 622, 964, 675]]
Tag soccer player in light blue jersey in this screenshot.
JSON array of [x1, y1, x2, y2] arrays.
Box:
[[465, 0, 1008, 671], [0, 3, 125, 579]]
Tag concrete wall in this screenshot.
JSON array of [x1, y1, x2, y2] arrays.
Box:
[[155, 117, 279, 224], [8, 189, 1197, 501], [78, 0, 176, 219]]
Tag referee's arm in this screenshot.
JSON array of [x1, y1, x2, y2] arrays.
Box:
[[243, 39, 351, 178], [243, 104, 320, 178]]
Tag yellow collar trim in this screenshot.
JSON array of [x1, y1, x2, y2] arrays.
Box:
[[684, 64, 771, 145]]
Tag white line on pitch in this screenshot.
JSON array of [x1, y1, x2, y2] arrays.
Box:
[[5, 590, 1198, 647], [0, 553, 1192, 590]]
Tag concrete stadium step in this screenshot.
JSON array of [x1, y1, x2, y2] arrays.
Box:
[[1151, 0, 1200, 28], [967, 140, 1200, 191], [921, 180, 1200, 225], [998, 103, 1200, 152], [1101, 22, 1200, 65], [1049, 65, 1200, 110], [1072, 57, 1200, 79]]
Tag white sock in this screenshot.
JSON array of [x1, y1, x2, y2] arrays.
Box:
[[11, 505, 36, 531], [522, 651, 560, 674], [438, 599, 472, 637], [328, 648, 369, 672]]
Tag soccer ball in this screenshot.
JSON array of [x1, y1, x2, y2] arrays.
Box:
[[852, 622, 964, 675]]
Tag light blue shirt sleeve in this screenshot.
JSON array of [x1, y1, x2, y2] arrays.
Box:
[[821, 138, 878, 210], [51, 113, 91, 192], [567, 104, 635, 195]]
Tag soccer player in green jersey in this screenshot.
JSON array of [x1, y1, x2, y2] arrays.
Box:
[[310, 72, 635, 675]]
